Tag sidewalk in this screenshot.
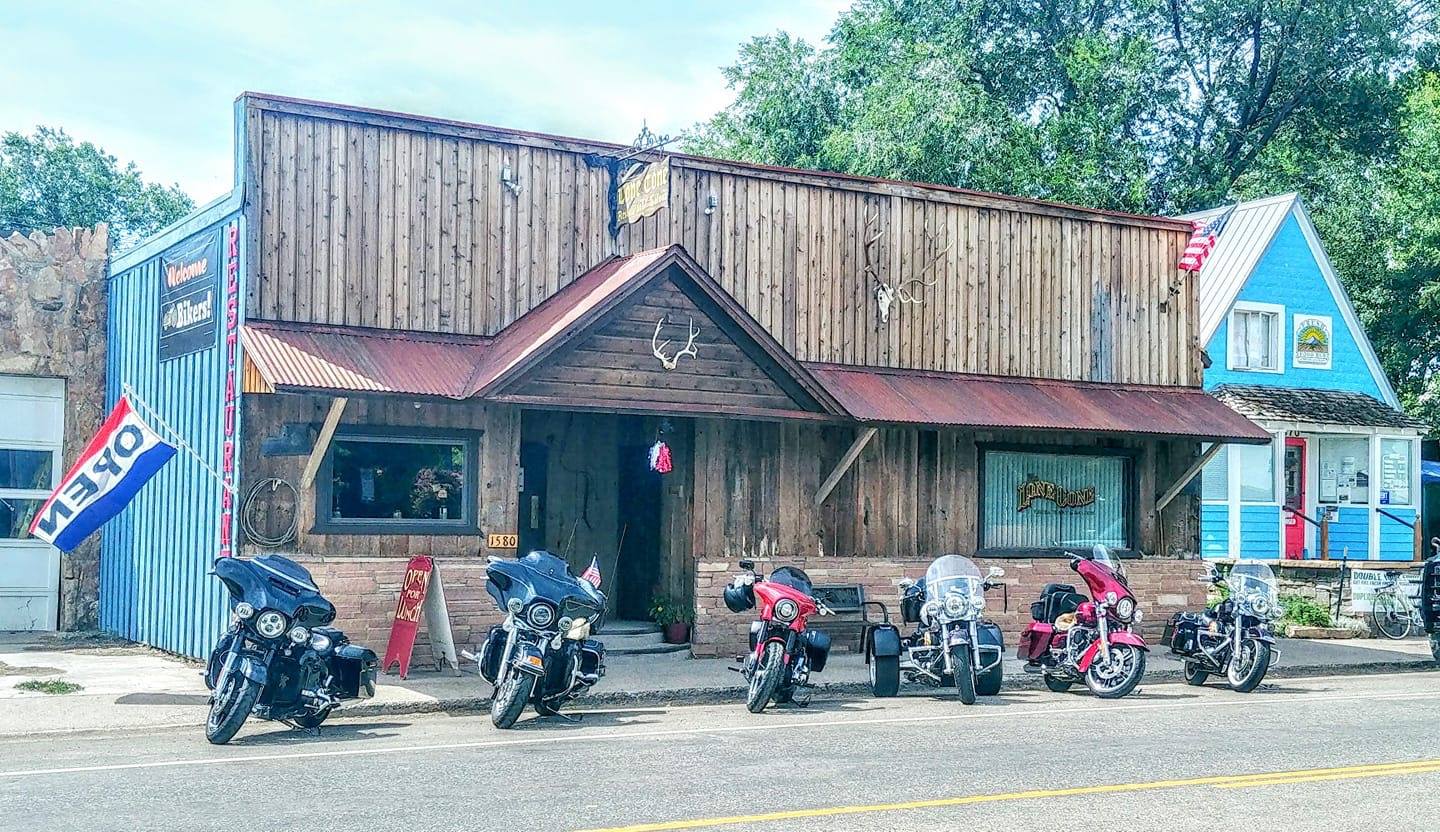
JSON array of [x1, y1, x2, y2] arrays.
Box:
[[0, 632, 1433, 737]]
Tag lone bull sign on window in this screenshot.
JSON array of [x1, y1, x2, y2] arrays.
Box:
[[1016, 479, 1097, 513]]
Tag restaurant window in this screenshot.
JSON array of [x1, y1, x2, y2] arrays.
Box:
[[1317, 437, 1369, 505], [0, 448, 55, 539], [981, 449, 1130, 552], [1235, 442, 1275, 503], [317, 430, 477, 533], [1229, 303, 1283, 373], [1200, 444, 1229, 501], [1378, 438, 1414, 506]]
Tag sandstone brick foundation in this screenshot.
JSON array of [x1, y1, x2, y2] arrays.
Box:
[[693, 556, 1208, 658]]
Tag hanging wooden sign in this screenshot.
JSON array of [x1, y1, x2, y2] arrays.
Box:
[[380, 555, 460, 678]]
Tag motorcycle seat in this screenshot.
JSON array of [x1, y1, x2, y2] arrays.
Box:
[[1031, 586, 1086, 623]]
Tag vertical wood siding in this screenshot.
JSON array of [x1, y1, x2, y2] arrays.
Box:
[[246, 104, 1198, 387]]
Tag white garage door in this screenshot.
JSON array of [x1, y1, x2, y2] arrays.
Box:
[[0, 376, 64, 630]]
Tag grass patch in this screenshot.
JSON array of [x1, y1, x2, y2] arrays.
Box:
[[14, 679, 84, 695]]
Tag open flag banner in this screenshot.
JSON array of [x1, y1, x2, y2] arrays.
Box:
[[27, 397, 176, 553], [1177, 205, 1235, 273], [580, 556, 602, 589]]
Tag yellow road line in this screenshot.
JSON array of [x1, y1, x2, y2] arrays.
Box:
[[577, 759, 1440, 832]]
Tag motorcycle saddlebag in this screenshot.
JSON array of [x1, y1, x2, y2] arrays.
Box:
[[900, 589, 924, 624], [580, 638, 605, 679], [1017, 623, 1053, 661], [805, 629, 832, 673], [477, 625, 506, 684], [976, 621, 1004, 651], [1422, 555, 1440, 633], [331, 643, 378, 699], [1163, 612, 1202, 655], [724, 582, 756, 613]]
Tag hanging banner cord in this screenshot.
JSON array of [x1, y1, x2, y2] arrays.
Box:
[[121, 382, 236, 497]]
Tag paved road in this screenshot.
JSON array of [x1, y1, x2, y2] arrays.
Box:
[[1, 671, 1437, 831]]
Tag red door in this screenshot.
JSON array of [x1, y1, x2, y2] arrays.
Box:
[[1283, 437, 1306, 558]]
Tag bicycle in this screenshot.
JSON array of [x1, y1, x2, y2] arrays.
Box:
[[1369, 572, 1422, 640]]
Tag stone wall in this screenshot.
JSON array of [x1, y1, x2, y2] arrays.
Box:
[[693, 556, 1209, 658], [0, 224, 110, 629]]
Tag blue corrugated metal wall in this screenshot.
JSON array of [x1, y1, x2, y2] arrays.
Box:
[[101, 207, 244, 658], [1237, 505, 1282, 559], [1200, 505, 1230, 558], [1379, 507, 1417, 561]]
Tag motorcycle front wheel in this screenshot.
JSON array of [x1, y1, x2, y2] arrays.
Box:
[[1085, 644, 1146, 699], [206, 671, 261, 745], [746, 641, 786, 713], [1430, 633, 1440, 664], [491, 668, 537, 729], [1226, 639, 1272, 693], [949, 645, 976, 705]]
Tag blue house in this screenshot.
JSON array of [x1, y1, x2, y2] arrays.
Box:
[[1188, 194, 1425, 562]]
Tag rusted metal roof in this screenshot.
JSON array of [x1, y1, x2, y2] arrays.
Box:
[[242, 320, 491, 398], [806, 364, 1272, 443]]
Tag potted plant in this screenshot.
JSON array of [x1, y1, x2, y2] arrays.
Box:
[[649, 595, 693, 644]]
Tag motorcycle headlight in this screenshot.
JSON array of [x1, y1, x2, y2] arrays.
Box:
[[774, 598, 800, 623], [1115, 597, 1136, 621], [309, 632, 332, 653], [943, 593, 967, 618], [233, 602, 255, 620], [922, 600, 940, 622], [254, 610, 287, 639], [972, 594, 987, 613], [1106, 591, 1119, 605], [288, 625, 310, 644], [506, 598, 524, 614], [526, 601, 556, 629], [1251, 595, 1272, 617]]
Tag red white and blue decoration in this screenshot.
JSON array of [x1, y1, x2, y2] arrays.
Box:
[[27, 398, 177, 553], [1177, 204, 1236, 273], [580, 556, 603, 589]]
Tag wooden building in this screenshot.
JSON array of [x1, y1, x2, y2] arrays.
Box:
[[102, 93, 1268, 658]]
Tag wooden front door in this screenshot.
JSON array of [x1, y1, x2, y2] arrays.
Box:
[[517, 441, 549, 557], [1284, 437, 1307, 558]]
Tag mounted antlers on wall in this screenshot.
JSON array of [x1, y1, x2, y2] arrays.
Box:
[[865, 202, 950, 329], [651, 315, 700, 370]]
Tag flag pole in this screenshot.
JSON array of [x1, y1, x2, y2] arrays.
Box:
[[120, 382, 236, 497]]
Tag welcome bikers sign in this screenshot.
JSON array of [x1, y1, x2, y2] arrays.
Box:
[[158, 227, 221, 361]]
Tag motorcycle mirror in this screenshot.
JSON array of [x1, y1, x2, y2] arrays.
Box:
[[987, 566, 1005, 579], [898, 578, 915, 590], [738, 559, 755, 571]]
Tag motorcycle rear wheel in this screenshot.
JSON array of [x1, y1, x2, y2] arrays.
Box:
[[491, 669, 537, 729], [1430, 633, 1440, 664], [291, 707, 332, 729], [868, 651, 899, 698], [206, 671, 260, 745], [1226, 639, 1272, 693], [1043, 675, 1073, 693], [950, 646, 976, 705], [1183, 661, 1209, 686], [1085, 644, 1146, 699], [746, 642, 786, 713], [975, 661, 1003, 697]]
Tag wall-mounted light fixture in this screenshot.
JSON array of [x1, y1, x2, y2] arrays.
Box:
[[501, 163, 523, 196], [704, 191, 718, 216]]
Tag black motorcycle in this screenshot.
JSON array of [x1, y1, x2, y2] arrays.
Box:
[[1163, 561, 1279, 692], [204, 555, 377, 744], [474, 551, 607, 728], [1420, 538, 1440, 664]]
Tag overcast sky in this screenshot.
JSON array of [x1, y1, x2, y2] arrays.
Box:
[[1, 1, 848, 204]]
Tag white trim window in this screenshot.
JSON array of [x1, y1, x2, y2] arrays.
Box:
[[1229, 301, 1285, 373], [1377, 436, 1416, 506]]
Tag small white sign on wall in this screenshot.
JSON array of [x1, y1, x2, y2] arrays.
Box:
[[1293, 314, 1333, 369]]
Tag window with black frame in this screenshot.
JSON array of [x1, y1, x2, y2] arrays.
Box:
[[320, 432, 473, 532], [981, 448, 1131, 552]]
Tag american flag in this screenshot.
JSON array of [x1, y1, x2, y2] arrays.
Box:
[[1177, 205, 1235, 273], [580, 556, 602, 588]]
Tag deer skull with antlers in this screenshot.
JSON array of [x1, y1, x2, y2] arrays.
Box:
[[651, 315, 699, 370]]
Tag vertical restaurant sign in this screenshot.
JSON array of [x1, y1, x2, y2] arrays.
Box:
[[1293, 314, 1332, 369], [219, 220, 240, 557], [158, 227, 221, 361], [615, 157, 670, 224]]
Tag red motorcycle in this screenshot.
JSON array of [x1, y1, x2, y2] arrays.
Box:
[[1017, 545, 1147, 699], [723, 560, 833, 712]]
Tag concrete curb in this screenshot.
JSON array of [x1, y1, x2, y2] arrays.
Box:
[[339, 659, 1438, 718]]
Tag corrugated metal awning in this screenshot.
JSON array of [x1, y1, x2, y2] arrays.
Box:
[[241, 320, 492, 398], [805, 364, 1272, 443]]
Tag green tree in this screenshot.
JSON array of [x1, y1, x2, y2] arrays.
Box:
[[0, 127, 193, 245]]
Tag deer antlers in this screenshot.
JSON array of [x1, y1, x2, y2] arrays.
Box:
[[651, 315, 699, 370]]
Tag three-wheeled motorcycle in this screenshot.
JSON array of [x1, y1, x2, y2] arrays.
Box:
[[1421, 538, 1440, 664], [205, 554, 377, 744], [474, 550, 607, 728], [1162, 561, 1280, 692], [863, 555, 1006, 704]]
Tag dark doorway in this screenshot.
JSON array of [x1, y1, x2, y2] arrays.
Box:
[[616, 437, 664, 620], [517, 441, 549, 557]]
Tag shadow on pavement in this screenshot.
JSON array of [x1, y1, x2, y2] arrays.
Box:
[[115, 693, 211, 706], [226, 720, 411, 747]]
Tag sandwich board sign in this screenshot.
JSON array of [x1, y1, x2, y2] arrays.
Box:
[[380, 555, 459, 678]]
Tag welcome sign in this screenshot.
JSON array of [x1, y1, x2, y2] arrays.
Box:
[[158, 227, 221, 361]]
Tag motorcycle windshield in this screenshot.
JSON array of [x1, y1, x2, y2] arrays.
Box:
[[486, 551, 606, 620], [1090, 544, 1126, 580], [1227, 562, 1279, 615], [768, 566, 814, 596], [212, 555, 336, 626], [924, 555, 983, 605]]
